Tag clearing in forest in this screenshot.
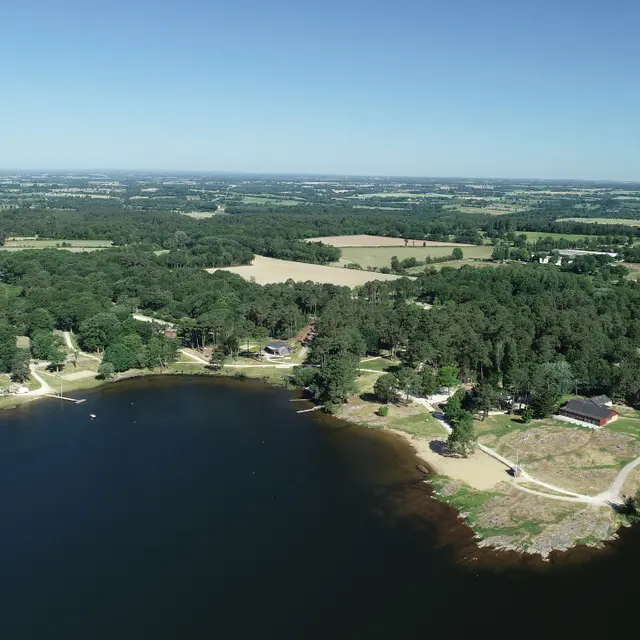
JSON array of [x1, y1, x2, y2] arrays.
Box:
[[556, 217, 640, 227], [337, 245, 493, 269], [1, 239, 112, 252], [305, 234, 473, 247], [206, 255, 403, 286]]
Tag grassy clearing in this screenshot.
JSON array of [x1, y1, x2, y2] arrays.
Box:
[[3, 239, 112, 248], [180, 211, 218, 219], [242, 196, 303, 206], [338, 245, 492, 269], [349, 192, 424, 199], [556, 217, 640, 227], [517, 231, 597, 242], [358, 357, 397, 372]]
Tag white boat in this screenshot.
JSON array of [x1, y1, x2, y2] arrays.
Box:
[[89, 414, 97, 419]]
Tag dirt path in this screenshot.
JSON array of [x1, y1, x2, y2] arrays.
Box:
[[595, 456, 640, 504], [408, 395, 609, 505], [63, 331, 101, 362], [180, 349, 208, 364], [27, 364, 53, 396]]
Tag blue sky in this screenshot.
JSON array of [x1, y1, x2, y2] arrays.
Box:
[[1, 0, 639, 179]]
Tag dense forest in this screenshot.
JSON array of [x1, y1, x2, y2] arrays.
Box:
[[299, 265, 640, 413], [2, 197, 640, 416]]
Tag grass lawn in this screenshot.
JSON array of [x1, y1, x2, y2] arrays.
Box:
[[3, 239, 112, 248], [517, 231, 597, 242], [338, 245, 492, 269], [349, 192, 424, 199], [358, 357, 398, 372], [557, 217, 640, 227], [242, 196, 303, 206]]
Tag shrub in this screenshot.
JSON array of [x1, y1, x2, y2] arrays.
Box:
[[377, 405, 389, 417]]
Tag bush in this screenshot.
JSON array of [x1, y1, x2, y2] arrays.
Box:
[[377, 405, 389, 417]]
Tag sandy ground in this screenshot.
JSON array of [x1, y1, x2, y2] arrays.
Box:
[[304, 235, 473, 247], [206, 255, 403, 286], [396, 432, 511, 490]]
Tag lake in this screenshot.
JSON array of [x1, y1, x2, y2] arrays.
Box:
[[0, 376, 638, 639]]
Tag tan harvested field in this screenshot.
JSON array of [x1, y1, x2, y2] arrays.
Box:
[[305, 234, 473, 247], [206, 255, 403, 286]]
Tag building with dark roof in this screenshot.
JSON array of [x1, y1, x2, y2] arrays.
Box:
[[263, 340, 293, 357], [558, 397, 618, 427]]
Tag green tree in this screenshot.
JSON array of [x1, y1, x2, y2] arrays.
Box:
[[98, 361, 115, 380], [420, 368, 437, 396], [436, 366, 460, 392], [79, 313, 121, 353], [374, 373, 399, 404], [447, 411, 477, 457], [451, 247, 464, 260], [10, 350, 30, 383], [253, 326, 269, 360], [47, 347, 66, 372], [316, 352, 359, 404], [208, 346, 226, 371], [394, 367, 421, 402]]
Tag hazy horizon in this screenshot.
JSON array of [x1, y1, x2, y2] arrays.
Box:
[[3, 1, 639, 180]]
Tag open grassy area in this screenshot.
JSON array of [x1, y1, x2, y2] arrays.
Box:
[[358, 357, 398, 372], [475, 411, 640, 496], [517, 231, 597, 242], [349, 192, 424, 199], [242, 196, 303, 206], [338, 245, 492, 268], [1, 239, 113, 252], [556, 217, 640, 227]]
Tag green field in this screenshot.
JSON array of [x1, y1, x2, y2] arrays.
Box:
[[517, 231, 597, 242], [1, 239, 113, 251], [338, 245, 493, 269], [242, 196, 303, 206], [557, 217, 640, 228], [349, 192, 424, 199]]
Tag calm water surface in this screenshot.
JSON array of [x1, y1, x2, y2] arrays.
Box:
[[0, 376, 638, 639]]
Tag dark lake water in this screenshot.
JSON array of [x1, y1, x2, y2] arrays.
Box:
[[0, 376, 638, 639]]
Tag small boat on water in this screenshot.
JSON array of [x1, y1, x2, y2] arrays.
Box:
[[89, 414, 97, 419], [416, 464, 430, 475]]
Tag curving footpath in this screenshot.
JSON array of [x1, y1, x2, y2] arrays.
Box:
[[26, 364, 53, 396], [409, 394, 640, 508], [63, 332, 101, 362]]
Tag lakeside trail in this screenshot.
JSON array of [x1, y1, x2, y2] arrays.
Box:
[[406, 394, 639, 507], [63, 332, 101, 362], [26, 364, 53, 396], [179, 349, 296, 368]]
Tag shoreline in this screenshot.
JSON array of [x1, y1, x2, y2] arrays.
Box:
[[2, 368, 635, 563], [384, 425, 627, 560]]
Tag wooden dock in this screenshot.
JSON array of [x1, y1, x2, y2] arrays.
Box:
[[297, 406, 323, 414], [45, 395, 86, 404]]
